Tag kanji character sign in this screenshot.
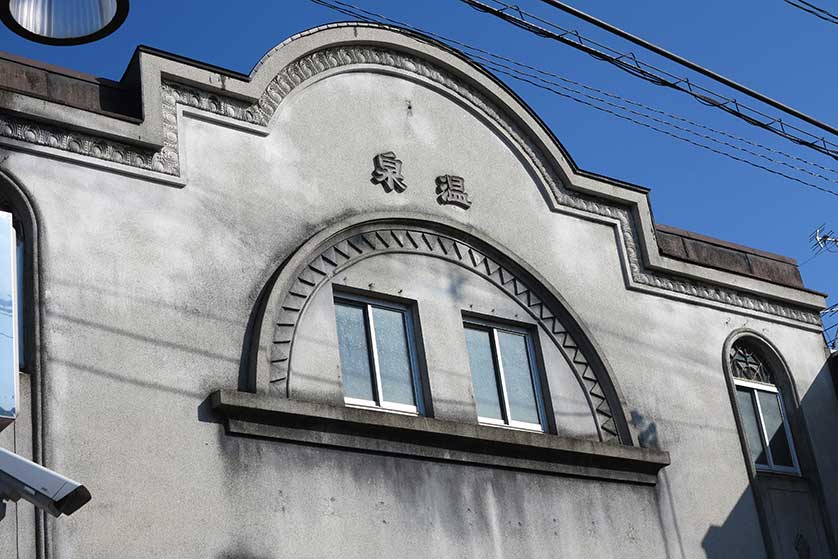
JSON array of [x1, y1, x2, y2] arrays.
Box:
[[371, 152, 407, 193], [436, 175, 472, 209]]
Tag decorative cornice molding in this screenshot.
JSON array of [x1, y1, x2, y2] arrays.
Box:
[[270, 224, 622, 443], [0, 44, 821, 326], [0, 111, 165, 173]]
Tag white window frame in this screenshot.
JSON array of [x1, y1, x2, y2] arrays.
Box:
[[463, 317, 546, 433], [334, 292, 424, 416], [734, 377, 800, 475]]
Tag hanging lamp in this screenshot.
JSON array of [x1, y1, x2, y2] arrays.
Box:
[[0, 0, 129, 46]]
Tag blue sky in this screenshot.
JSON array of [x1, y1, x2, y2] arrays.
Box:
[[1, 0, 835, 337]]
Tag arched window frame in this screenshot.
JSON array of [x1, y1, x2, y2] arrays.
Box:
[[731, 362, 800, 475], [0, 172, 39, 377], [0, 169, 45, 556], [723, 331, 801, 477], [249, 216, 635, 445]]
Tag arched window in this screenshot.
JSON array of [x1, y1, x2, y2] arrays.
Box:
[[729, 340, 799, 475], [0, 209, 18, 426], [0, 170, 41, 440]]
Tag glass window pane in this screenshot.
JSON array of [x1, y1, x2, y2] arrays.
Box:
[[465, 327, 503, 421], [757, 391, 795, 468], [15, 237, 23, 370], [335, 303, 374, 402], [371, 307, 415, 406], [736, 387, 768, 466], [497, 331, 540, 425], [0, 213, 16, 421]]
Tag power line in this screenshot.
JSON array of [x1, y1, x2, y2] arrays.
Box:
[[469, 55, 838, 179], [798, 248, 827, 267], [784, 0, 838, 24], [309, 0, 838, 197], [460, 0, 838, 162], [396, 13, 838, 180], [352, 0, 838, 179], [483, 63, 838, 197], [534, 0, 838, 133], [825, 319, 838, 351], [473, 55, 838, 189]]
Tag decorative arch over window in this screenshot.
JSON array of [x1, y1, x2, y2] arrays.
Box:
[[728, 338, 799, 474], [730, 342, 776, 385], [251, 217, 633, 445]]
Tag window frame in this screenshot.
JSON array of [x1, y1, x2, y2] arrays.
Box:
[[733, 376, 800, 476], [0, 210, 18, 427], [463, 315, 547, 432], [0, 206, 25, 374], [333, 291, 425, 416]]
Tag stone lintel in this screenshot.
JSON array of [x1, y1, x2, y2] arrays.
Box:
[[210, 389, 670, 485]]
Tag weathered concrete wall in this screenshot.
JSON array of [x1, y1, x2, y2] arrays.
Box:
[[0, 31, 834, 559]]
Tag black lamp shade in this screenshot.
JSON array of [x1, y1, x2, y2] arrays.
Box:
[[1, 0, 128, 45]]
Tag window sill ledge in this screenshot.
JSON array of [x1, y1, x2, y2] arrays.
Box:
[[210, 390, 670, 485]]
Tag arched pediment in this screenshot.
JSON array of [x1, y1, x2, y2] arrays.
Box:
[[254, 217, 632, 445]]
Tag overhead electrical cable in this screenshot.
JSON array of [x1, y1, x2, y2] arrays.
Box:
[[460, 50, 838, 179], [534, 0, 838, 130], [459, 0, 838, 161], [309, 0, 838, 197], [311, 0, 838, 174], [784, 0, 838, 24], [472, 55, 838, 187], [798, 248, 827, 267], [482, 64, 838, 197]]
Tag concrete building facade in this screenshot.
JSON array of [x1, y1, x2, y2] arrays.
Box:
[[0, 22, 835, 558]]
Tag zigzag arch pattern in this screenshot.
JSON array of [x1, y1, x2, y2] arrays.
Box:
[[0, 35, 820, 326], [270, 224, 622, 443]]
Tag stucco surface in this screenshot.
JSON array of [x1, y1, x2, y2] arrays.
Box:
[[0, 49, 833, 559]]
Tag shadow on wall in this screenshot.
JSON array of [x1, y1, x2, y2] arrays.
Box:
[[702, 490, 769, 558], [702, 358, 838, 559], [630, 410, 659, 450], [638, 406, 776, 558], [631, 410, 689, 559]]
